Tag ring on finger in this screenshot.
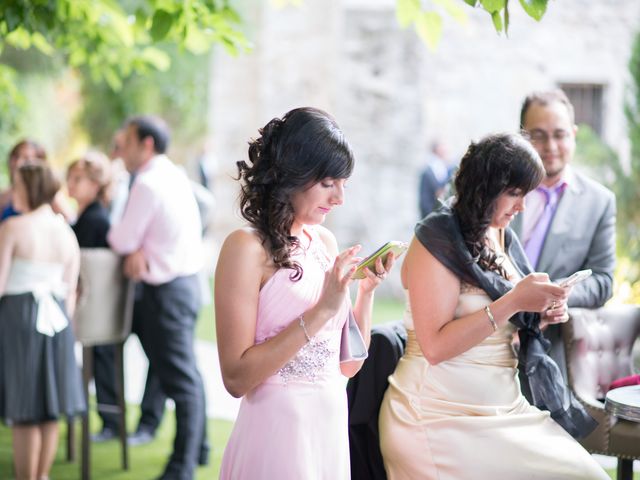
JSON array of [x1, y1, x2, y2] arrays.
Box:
[[375, 271, 385, 278], [550, 301, 557, 310]]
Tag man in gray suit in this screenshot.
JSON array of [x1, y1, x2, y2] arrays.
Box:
[[511, 89, 616, 381]]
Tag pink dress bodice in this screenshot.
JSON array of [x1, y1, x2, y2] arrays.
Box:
[[219, 226, 352, 480]]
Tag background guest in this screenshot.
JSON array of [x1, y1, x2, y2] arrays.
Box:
[[418, 140, 454, 219], [0, 163, 85, 480], [108, 115, 208, 479], [67, 151, 121, 442], [0, 139, 48, 220]]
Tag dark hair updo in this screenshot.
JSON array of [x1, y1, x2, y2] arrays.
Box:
[[453, 132, 544, 277], [237, 107, 354, 280]]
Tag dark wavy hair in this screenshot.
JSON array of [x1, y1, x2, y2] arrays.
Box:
[[237, 107, 354, 280], [453, 132, 544, 277]]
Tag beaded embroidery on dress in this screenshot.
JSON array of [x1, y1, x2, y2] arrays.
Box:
[[278, 231, 334, 383]]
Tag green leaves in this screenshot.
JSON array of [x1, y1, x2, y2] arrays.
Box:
[[397, 0, 421, 28], [0, 0, 248, 91], [415, 11, 443, 50], [519, 0, 548, 21], [396, 0, 550, 47], [150, 9, 174, 41], [480, 0, 505, 12]]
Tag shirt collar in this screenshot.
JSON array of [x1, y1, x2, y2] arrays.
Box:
[[136, 154, 167, 175]]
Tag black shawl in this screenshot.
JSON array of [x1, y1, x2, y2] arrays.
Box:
[[415, 205, 596, 439]]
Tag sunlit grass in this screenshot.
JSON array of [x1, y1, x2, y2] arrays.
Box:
[[0, 404, 233, 479]]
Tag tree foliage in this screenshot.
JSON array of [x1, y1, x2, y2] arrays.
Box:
[[397, 0, 549, 49], [574, 30, 640, 294], [0, 0, 247, 89], [0, 1, 247, 148]]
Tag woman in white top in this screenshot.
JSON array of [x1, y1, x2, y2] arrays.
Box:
[[0, 163, 85, 480]]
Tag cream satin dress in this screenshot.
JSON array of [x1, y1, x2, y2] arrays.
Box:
[[378, 255, 608, 480]]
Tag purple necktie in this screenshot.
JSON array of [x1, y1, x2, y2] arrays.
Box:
[[524, 184, 566, 269]]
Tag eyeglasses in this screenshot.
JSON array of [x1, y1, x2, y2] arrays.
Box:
[[527, 129, 573, 145]]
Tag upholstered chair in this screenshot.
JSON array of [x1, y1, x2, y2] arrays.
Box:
[[563, 306, 640, 479]]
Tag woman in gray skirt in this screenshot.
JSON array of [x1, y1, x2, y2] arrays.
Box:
[[0, 163, 85, 480]]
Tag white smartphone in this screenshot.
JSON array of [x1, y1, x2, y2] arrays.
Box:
[[352, 241, 408, 280], [558, 269, 592, 288]]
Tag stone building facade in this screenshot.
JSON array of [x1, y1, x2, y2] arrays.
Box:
[[208, 0, 640, 295]]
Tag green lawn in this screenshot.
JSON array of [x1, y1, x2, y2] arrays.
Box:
[[0, 404, 233, 479]]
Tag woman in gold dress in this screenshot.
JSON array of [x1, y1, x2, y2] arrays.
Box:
[[378, 132, 608, 480]]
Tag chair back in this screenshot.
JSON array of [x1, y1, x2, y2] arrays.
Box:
[[563, 305, 640, 402], [74, 248, 135, 347]]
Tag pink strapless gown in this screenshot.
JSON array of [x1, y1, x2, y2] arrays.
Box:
[[219, 227, 351, 480]]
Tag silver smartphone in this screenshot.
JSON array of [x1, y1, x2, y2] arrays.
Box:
[[558, 269, 592, 288]]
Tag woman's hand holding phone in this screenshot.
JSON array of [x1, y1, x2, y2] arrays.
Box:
[[351, 241, 407, 293], [352, 241, 408, 280], [539, 270, 592, 328]]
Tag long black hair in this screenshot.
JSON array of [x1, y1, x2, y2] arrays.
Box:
[[453, 132, 544, 277], [237, 107, 354, 280]]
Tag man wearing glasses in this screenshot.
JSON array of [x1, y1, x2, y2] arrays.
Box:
[[511, 89, 616, 384]]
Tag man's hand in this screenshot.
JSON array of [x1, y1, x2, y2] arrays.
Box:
[[124, 249, 148, 280]]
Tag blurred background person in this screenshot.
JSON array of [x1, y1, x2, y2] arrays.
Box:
[[108, 115, 208, 479], [66, 151, 120, 442], [418, 140, 454, 219], [0, 139, 48, 220], [107, 128, 131, 225], [0, 163, 85, 480]]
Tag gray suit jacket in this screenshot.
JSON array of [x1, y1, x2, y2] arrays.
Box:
[[511, 169, 616, 308], [512, 169, 616, 386]]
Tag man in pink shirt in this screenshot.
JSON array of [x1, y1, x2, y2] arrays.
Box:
[[108, 116, 207, 480]]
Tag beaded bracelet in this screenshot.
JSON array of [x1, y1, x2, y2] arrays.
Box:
[[484, 305, 498, 331], [298, 314, 311, 342]]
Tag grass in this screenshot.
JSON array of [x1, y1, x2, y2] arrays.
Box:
[[0, 404, 233, 479]]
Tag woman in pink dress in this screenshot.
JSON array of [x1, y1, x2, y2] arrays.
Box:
[[216, 107, 394, 479]]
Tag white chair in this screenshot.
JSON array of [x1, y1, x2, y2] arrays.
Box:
[[72, 248, 135, 480]]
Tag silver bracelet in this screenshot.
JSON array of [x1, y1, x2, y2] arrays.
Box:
[[298, 314, 311, 342], [484, 305, 498, 331]]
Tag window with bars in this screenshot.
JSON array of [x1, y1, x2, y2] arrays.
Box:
[[559, 83, 605, 136]]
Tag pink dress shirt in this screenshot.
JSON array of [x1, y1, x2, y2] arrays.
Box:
[[108, 155, 203, 285]]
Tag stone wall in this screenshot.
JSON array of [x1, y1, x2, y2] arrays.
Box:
[[208, 0, 640, 296]]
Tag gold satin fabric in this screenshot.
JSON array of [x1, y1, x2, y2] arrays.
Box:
[[378, 292, 609, 480]]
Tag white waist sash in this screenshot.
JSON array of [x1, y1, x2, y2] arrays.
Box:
[[5, 283, 69, 337]]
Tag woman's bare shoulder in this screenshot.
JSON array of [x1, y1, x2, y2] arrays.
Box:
[[222, 227, 269, 262]]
